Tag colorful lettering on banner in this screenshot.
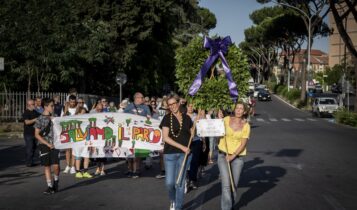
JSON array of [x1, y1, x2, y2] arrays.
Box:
[[53, 113, 163, 158]]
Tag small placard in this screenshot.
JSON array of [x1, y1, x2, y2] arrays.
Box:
[[196, 119, 225, 137]]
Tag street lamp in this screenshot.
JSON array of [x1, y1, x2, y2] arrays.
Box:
[[248, 47, 262, 83], [273, 1, 313, 83], [116, 72, 127, 102]]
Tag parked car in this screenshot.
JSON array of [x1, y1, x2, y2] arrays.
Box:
[[314, 84, 323, 93], [257, 89, 272, 101], [312, 97, 339, 117], [253, 87, 264, 98]]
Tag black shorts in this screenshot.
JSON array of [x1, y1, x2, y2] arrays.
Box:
[[39, 144, 60, 166]]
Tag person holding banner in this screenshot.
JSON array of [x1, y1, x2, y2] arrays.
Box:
[[160, 95, 193, 210], [217, 101, 250, 210], [124, 92, 151, 178]]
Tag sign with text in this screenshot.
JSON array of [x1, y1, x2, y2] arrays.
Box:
[[196, 119, 225, 137], [52, 113, 163, 157]]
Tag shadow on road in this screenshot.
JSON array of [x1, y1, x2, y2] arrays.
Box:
[[0, 145, 27, 171], [234, 160, 286, 209]]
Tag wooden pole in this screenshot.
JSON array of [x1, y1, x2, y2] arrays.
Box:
[[175, 118, 197, 186], [224, 134, 236, 193]]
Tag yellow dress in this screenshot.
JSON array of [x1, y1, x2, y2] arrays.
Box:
[[218, 116, 250, 156]]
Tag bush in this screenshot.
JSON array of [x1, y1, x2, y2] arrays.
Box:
[[276, 85, 285, 94], [286, 89, 300, 102], [334, 109, 357, 127]]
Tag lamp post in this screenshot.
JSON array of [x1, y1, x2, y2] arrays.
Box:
[[248, 47, 262, 84], [116, 72, 127, 103], [273, 1, 313, 83]]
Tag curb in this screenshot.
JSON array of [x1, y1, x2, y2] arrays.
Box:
[[272, 94, 302, 111], [0, 132, 23, 139]]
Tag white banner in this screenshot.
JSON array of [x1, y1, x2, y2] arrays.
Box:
[[53, 113, 163, 157], [196, 119, 225, 137]]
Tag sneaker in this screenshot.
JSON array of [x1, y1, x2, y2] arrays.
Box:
[[132, 172, 140, 179], [169, 201, 175, 210], [95, 170, 101, 176], [75, 172, 83, 178], [53, 180, 59, 192], [155, 171, 165, 179], [189, 181, 198, 190], [100, 171, 106, 176], [63, 166, 71, 174], [70, 167, 76, 174], [43, 187, 54, 195], [126, 171, 133, 178], [184, 179, 188, 194], [82, 172, 93, 178]]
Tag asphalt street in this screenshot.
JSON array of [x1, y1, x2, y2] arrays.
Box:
[[1, 95, 357, 210]]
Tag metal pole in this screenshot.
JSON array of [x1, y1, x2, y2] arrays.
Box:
[[288, 69, 290, 92], [347, 81, 349, 111], [119, 83, 122, 103], [307, 17, 312, 81]]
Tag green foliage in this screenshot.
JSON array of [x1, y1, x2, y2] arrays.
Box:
[[0, 0, 216, 96], [334, 109, 357, 127], [175, 37, 250, 110], [274, 84, 301, 105]]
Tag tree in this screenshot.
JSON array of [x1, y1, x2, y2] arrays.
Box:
[[257, 0, 331, 103], [328, 0, 357, 111], [0, 0, 216, 97], [176, 36, 250, 110]]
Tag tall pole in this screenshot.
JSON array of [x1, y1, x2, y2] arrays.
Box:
[[307, 17, 312, 82], [119, 83, 122, 103]]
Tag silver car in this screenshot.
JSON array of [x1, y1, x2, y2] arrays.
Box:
[[312, 97, 338, 117]]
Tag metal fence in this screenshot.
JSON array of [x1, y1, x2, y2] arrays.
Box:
[[0, 92, 120, 121]]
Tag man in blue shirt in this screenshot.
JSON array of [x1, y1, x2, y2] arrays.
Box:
[[124, 92, 151, 178]]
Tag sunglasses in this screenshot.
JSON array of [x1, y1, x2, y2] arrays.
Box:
[[168, 102, 177, 107]]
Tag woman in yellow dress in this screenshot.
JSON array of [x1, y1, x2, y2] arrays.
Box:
[[217, 101, 250, 210]]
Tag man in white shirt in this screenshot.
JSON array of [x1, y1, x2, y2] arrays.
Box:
[[62, 95, 77, 174]]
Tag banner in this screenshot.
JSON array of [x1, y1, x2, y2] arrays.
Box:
[[196, 119, 225, 137], [53, 113, 163, 158]]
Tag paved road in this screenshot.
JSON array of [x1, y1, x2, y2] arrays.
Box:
[[1, 95, 357, 210]]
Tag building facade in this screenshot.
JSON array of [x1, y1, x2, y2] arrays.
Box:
[[328, 3, 357, 67]]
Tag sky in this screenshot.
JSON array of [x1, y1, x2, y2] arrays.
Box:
[[199, 0, 329, 53]]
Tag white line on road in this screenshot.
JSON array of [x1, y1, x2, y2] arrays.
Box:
[[307, 118, 317, 121], [269, 118, 278, 122], [256, 118, 265, 122], [294, 118, 304, 122], [281, 118, 291, 122], [323, 194, 346, 210]]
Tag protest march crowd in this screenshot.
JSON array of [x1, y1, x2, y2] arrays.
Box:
[[22, 88, 251, 210]]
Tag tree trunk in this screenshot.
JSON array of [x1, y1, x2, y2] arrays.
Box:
[[300, 62, 307, 102], [352, 56, 357, 112]]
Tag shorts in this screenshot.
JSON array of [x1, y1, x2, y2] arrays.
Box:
[[72, 147, 92, 159], [39, 144, 60, 166]]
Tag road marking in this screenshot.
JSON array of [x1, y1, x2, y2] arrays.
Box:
[[323, 194, 346, 210], [256, 118, 265, 122], [307, 118, 317, 121], [281, 118, 291, 122], [294, 118, 304, 122], [269, 118, 278, 122]]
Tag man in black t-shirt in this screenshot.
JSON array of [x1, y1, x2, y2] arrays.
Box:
[[22, 99, 40, 167]]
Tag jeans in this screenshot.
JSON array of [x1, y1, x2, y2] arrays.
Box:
[[209, 137, 216, 152], [24, 134, 37, 165], [164, 153, 192, 210], [217, 153, 244, 210], [188, 140, 202, 181]]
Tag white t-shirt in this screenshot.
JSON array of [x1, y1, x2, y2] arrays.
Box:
[[61, 107, 77, 116]]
